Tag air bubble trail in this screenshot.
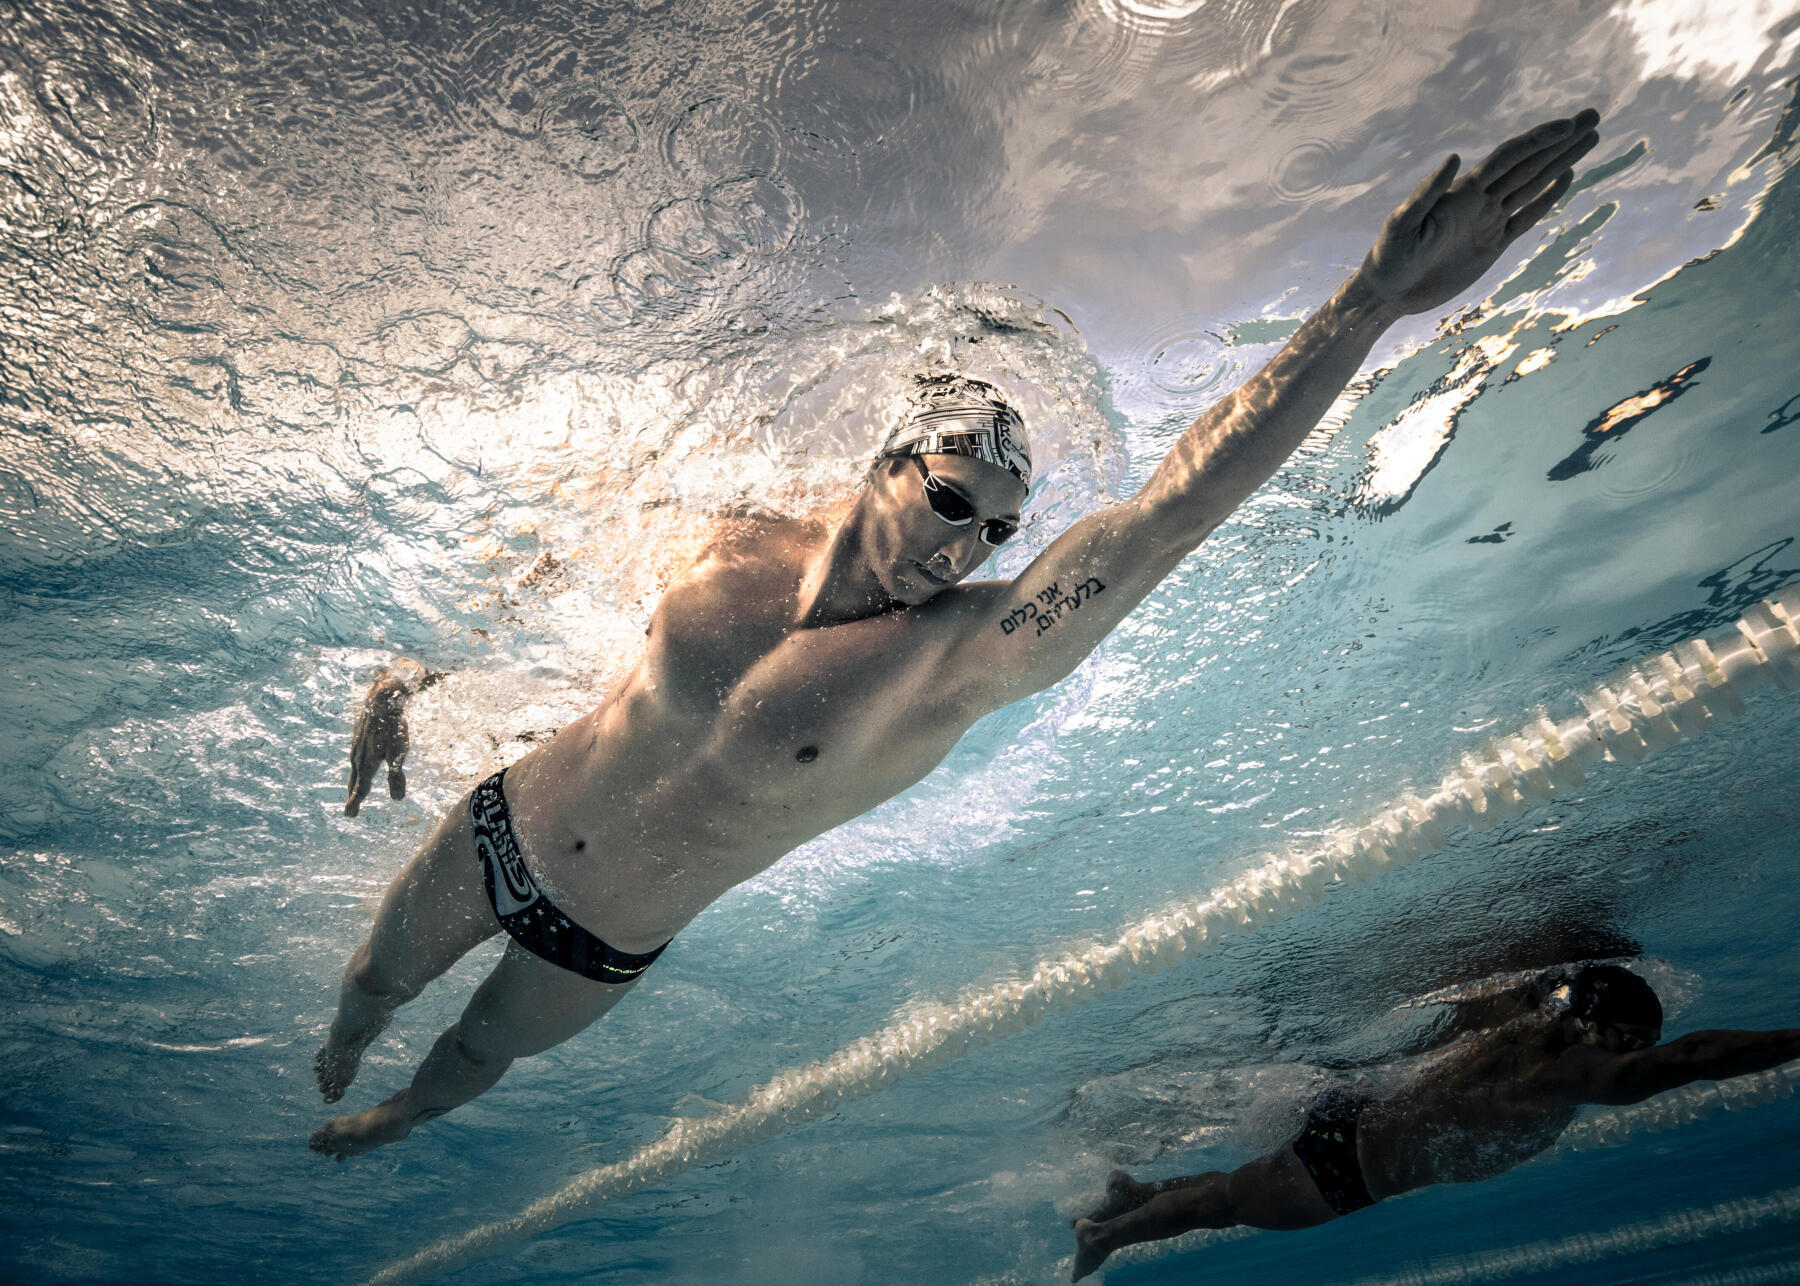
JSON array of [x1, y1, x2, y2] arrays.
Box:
[[1338, 1183, 1800, 1286], [363, 584, 1800, 1286]]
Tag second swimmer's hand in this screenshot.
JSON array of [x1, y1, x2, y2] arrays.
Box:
[[1355, 108, 1600, 316]]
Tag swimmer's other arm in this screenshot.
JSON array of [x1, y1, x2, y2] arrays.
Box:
[[951, 110, 1601, 709]]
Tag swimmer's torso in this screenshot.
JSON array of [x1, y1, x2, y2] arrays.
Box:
[[495, 516, 1006, 954], [1358, 1028, 1585, 1198]]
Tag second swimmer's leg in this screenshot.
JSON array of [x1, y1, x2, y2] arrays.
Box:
[[310, 941, 640, 1159], [315, 799, 498, 1102]]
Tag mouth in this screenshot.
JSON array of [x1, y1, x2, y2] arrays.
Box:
[[913, 561, 955, 588]]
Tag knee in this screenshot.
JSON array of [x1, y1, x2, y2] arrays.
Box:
[[456, 1009, 561, 1064], [349, 944, 421, 1005], [452, 1022, 501, 1067], [453, 1012, 554, 1067]]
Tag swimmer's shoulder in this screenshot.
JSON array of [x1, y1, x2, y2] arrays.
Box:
[[649, 515, 826, 639]]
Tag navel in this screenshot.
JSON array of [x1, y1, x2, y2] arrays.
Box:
[[795, 744, 819, 764]]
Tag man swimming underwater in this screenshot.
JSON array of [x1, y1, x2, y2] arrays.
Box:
[[311, 110, 1602, 1158], [1071, 965, 1800, 1279]]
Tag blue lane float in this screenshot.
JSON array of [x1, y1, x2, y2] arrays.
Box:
[[364, 583, 1800, 1286]]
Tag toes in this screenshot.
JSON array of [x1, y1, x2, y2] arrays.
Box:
[[313, 1054, 342, 1102], [314, 1042, 358, 1102], [309, 1119, 358, 1161]]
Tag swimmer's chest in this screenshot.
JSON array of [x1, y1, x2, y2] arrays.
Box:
[[647, 582, 974, 792]]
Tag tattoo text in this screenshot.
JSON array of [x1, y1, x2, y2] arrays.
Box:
[[998, 577, 1107, 637]]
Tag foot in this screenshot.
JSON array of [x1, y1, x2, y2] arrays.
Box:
[[1072, 1218, 1113, 1281], [308, 1090, 421, 1160], [314, 1023, 380, 1104], [1080, 1169, 1153, 1224]]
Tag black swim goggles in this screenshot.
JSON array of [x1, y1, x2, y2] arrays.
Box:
[[912, 456, 1018, 547]]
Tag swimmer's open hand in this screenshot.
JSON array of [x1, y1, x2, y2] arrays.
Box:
[[1356, 109, 1600, 316]]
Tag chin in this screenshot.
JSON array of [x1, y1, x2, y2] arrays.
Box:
[[892, 563, 955, 604]]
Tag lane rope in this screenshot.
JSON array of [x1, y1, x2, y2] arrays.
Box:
[[365, 583, 1800, 1286], [1339, 1183, 1800, 1286]]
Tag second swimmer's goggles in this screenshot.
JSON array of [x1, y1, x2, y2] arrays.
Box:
[[913, 456, 1018, 547]]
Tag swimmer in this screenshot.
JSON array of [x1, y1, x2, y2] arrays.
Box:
[[342, 658, 440, 818], [1071, 965, 1800, 1279], [311, 110, 1603, 1158]]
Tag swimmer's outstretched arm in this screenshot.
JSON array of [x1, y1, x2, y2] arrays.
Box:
[[1562, 1027, 1800, 1106], [949, 110, 1601, 708]]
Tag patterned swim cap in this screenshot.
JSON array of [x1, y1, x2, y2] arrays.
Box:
[[875, 373, 1031, 488]]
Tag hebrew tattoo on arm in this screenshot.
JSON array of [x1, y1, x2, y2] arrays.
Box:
[[997, 577, 1107, 637]]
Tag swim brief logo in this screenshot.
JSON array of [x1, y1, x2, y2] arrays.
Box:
[[477, 831, 540, 916], [470, 777, 540, 917]]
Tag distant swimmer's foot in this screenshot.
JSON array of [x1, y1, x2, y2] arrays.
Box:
[[314, 1026, 377, 1104], [309, 1090, 419, 1160], [1072, 1218, 1113, 1281], [1079, 1170, 1152, 1224]]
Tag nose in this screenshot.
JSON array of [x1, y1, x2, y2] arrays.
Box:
[[929, 529, 983, 574]]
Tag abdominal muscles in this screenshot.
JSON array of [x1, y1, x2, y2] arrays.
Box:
[[495, 671, 965, 949]]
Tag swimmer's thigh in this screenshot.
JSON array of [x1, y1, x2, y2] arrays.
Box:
[[1224, 1145, 1341, 1230], [457, 943, 643, 1062], [363, 795, 500, 986]]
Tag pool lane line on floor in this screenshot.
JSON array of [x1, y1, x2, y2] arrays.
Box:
[[361, 583, 1800, 1286]]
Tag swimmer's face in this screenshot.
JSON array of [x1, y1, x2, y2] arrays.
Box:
[[1571, 1016, 1661, 1051], [867, 453, 1027, 604]]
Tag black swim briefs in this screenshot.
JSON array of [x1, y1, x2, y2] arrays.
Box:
[[469, 769, 669, 984], [1290, 1087, 1378, 1216]]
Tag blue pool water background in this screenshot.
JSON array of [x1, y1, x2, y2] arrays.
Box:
[[3, 1, 1800, 1282]]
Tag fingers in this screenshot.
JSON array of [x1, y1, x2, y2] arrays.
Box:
[[1505, 168, 1575, 242], [1469, 116, 1573, 188], [1495, 127, 1599, 208], [1476, 108, 1591, 188], [1399, 152, 1460, 231]]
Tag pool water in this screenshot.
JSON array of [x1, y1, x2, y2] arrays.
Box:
[[3, 1, 1800, 1283]]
